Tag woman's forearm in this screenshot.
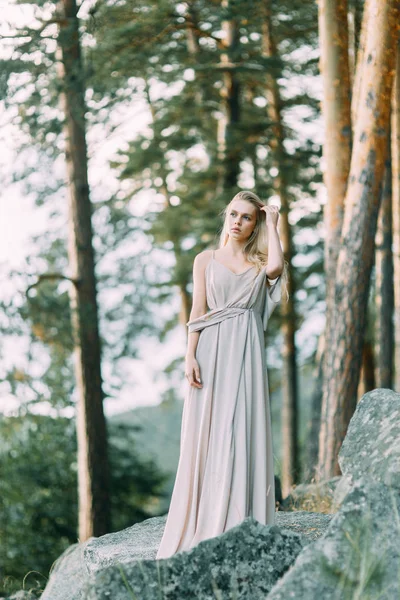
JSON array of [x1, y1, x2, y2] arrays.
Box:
[[266, 222, 284, 277], [186, 330, 200, 359]]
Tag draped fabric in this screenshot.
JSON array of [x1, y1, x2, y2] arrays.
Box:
[[156, 251, 282, 560]]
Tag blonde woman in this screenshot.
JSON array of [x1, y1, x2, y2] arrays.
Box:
[[156, 190, 287, 560]]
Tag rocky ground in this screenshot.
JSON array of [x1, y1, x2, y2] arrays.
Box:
[[4, 388, 399, 600]]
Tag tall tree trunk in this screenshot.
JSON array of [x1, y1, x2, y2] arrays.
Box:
[[217, 0, 241, 196], [392, 44, 400, 392], [57, 0, 111, 539], [262, 0, 300, 496], [314, 0, 352, 483], [319, 0, 352, 283], [318, 0, 400, 481], [375, 138, 394, 388]]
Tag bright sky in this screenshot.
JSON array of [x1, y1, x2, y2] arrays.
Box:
[[0, 140, 188, 420], [0, 54, 187, 418]]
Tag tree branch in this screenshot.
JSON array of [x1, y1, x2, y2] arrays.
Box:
[[26, 273, 80, 296]]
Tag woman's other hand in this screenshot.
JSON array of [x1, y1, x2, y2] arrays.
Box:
[[185, 356, 203, 388]]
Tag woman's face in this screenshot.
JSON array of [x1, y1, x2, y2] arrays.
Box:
[[228, 200, 257, 241]]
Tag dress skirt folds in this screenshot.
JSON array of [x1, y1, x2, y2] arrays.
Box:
[[156, 250, 282, 559]]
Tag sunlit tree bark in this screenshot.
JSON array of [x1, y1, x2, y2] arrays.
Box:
[[351, 0, 371, 123], [314, 0, 352, 483], [319, 0, 352, 286], [318, 0, 400, 480]]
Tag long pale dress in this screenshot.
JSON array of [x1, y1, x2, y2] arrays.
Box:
[[156, 250, 282, 560]]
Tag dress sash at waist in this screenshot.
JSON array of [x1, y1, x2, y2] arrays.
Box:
[[186, 306, 255, 334]]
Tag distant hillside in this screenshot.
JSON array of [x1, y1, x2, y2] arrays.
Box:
[[109, 397, 183, 514]]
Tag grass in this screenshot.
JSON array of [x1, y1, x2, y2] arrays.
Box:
[[1, 570, 47, 598], [280, 477, 339, 514]]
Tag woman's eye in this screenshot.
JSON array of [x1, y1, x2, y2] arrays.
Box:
[[230, 212, 250, 220]]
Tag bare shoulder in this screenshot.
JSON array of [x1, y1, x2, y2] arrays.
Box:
[[193, 249, 213, 270]]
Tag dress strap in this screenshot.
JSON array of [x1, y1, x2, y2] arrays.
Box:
[[212, 250, 215, 259]]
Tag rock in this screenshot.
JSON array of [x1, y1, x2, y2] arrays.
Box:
[[40, 540, 93, 600], [332, 474, 353, 509], [280, 477, 341, 513], [39, 511, 330, 600], [83, 515, 165, 573], [338, 388, 400, 490], [276, 511, 332, 541], [267, 477, 400, 599], [40, 516, 166, 599], [83, 518, 305, 600]]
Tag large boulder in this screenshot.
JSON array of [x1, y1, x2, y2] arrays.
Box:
[[267, 477, 400, 599], [83, 517, 304, 600], [39, 511, 331, 600], [38, 540, 89, 600], [333, 388, 400, 508], [267, 389, 400, 599], [338, 388, 400, 489], [40, 516, 166, 600], [83, 515, 165, 572]]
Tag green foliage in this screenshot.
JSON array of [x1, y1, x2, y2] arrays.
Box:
[[0, 413, 78, 596], [0, 411, 168, 597], [89, 0, 323, 299]]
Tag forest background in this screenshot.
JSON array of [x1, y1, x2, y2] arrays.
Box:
[[1, 0, 398, 595]]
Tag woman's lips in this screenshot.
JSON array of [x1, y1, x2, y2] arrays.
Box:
[[231, 228, 240, 232]]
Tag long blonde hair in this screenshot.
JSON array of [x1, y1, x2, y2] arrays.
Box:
[[216, 190, 289, 301]]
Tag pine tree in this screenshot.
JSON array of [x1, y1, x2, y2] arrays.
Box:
[[318, 0, 400, 479]]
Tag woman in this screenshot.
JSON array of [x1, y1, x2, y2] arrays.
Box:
[[156, 190, 287, 560]]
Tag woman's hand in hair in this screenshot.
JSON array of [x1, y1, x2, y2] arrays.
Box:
[[260, 204, 280, 227]]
